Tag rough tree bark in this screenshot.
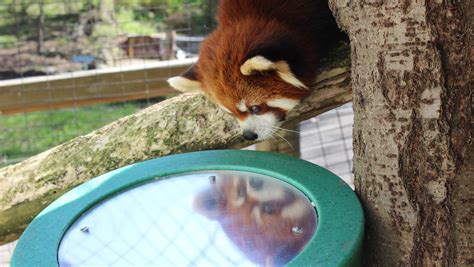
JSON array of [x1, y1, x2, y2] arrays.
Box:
[[0, 45, 351, 245], [329, 0, 472, 265]]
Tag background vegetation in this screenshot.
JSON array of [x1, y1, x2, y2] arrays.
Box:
[[0, 0, 217, 166], [0, 0, 217, 49]]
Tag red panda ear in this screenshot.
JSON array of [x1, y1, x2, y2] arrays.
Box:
[[240, 56, 308, 89], [167, 64, 203, 93]]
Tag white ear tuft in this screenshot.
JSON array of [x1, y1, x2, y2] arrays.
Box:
[[240, 56, 308, 89], [167, 76, 203, 93], [272, 62, 308, 89], [267, 98, 300, 111], [240, 56, 275, 75]]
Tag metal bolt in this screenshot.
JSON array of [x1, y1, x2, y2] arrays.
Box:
[[209, 175, 216, 184], [80, 226, 90, 233], [292, 226, 303, 235]]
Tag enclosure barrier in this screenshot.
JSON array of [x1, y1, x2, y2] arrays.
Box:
[[0, 58, 196, 115]]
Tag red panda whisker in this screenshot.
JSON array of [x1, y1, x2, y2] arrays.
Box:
[[229, 131, 243, 142], [269, 125, 301, 134], [225, 128, 240, 135], [273, 131, 296, 152], [266, 127, 278, 136], [267, 132, 278, 144]]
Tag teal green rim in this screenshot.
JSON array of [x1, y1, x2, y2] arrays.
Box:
[[12, 150, 364, 267]]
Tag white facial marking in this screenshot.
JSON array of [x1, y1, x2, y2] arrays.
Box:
[[240, 56, 308, 89], [239, 113, 280, 141], [247, 180, 286, 202], [267, 98, 300, 111], [231, 176, 245, 207], [217, 103, 231, 113], [281, 200, 306, 220], [167, 76, 202, 92], [252, 206, 262, 225], [273, 61, 308, 89], [237, 100, 247, 112], [233, 196, 245, 207]]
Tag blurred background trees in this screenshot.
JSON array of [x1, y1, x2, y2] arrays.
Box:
[[0, 0, 218, 166], [0, 0, 216, 78]]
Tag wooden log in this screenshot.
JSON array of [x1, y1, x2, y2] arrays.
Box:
[[0, 44, 351, 245]]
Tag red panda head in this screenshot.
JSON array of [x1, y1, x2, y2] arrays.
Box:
[[167, 18, 313, 141], [193, 173, 316, 266]]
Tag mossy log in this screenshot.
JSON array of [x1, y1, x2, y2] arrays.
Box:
[[0, 44, 351, 245]]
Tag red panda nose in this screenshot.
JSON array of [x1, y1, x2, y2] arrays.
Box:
[[243, 130, 258, 141]]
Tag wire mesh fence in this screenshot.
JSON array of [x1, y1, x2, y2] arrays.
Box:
[[300, 103, 353, 186], [0, 1, 354, 265], [0, 0, 215, 166]]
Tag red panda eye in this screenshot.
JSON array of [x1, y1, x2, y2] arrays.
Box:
[[249, 105, 261, 114], [262, 203, 275, 214], [249, 177, 264, 190], [203, 197, 218, 210]]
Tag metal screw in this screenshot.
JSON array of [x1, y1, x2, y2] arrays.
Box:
[[209, 175, 216, 184], [80, 226, 90, 233], [292, 226, 303, 235]]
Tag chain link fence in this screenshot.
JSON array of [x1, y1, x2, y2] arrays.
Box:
[[0, 0, 215, 166]]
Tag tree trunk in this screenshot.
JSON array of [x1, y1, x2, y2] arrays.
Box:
[[99, 0, 115, 24], [162, 30, 177, 60], [329, 0, 472, 265], [205, 0, 218, 30], [37, 1, 45, 55], [0, 48, 351, 244]]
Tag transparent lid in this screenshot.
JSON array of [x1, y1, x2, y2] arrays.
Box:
[[58, 170, 317, 267]]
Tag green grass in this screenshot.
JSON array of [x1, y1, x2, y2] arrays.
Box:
[[0, 103, 142, 165], [0, 35, 17, 49]]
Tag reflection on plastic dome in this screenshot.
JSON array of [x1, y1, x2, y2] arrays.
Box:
[[193, 171, 318, 266], [58, 171, 317, 267]]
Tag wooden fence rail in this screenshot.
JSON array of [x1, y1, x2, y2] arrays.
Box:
[[0, 58, 195, 115]]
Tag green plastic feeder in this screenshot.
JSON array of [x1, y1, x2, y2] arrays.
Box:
[[12, 150, 364, 266]]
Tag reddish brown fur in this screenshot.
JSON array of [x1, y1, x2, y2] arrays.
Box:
[[193, 174, 316, 266], [186, 0, 338, 120]]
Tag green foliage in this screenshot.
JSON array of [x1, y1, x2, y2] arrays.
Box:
[[0, 35, 17, 48], [91, 23, 119, 38], [0, 0, 214, 40], [26, 2, 78, 17], [0, 0, 217, 165], [0, 103, 140, 163], [115, 8, 159, 35]]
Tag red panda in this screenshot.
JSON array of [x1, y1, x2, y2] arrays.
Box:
[[168, 0, 341, 141], [193, 173, 317, 266]]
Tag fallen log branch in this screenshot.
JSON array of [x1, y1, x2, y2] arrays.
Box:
[[0, 44, 351, 245]]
